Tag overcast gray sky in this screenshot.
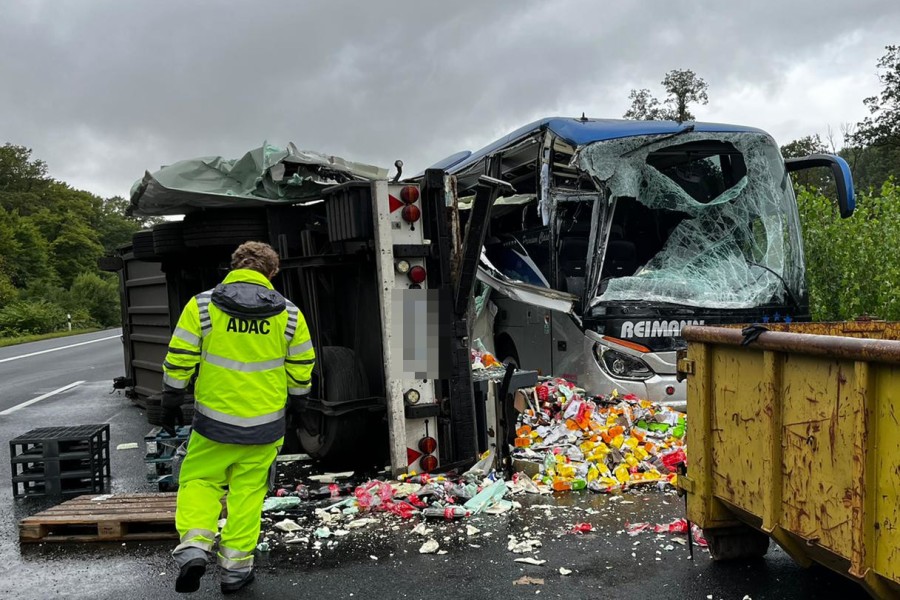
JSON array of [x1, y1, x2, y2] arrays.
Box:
[[1, 0, 898, 199]]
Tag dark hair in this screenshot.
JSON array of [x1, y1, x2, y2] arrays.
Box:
[[230, 241, 279, 277]]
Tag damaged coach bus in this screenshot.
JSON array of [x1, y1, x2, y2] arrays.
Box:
[[424, 117, 855, 408]]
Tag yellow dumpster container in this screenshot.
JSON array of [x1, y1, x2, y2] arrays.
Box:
[[677, 321, 900, 599]]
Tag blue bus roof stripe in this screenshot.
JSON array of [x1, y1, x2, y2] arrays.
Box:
[[434, 116, 768, 175]]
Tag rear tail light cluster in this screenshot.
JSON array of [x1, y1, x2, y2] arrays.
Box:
[[419, 436, 438, 472], [400, 185, 420, 225], [408, 265, 426, 284]]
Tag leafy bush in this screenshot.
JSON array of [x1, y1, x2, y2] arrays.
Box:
[[797, 177, 900, 321], [0, 300, 67, 335], [67, 272, 121, 327]]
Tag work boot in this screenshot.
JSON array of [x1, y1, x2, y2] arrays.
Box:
[[175, 557, 207, 593], [220, 568, 255, 594]]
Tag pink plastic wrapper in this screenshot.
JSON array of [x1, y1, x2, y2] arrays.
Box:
[[625, 519, 708, 547], [625, 522, 652, 536], [570, 522, 593, 534], [354, 481, 394, 509], [383, 500, 416, 519], [653, 518, 689, 534], [661, 448, 687, 472]]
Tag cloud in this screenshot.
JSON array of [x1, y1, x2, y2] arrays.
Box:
[[1, 0, 898, 198]]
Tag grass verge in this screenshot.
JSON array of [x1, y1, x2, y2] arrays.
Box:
[[0, 328, 105, 348]]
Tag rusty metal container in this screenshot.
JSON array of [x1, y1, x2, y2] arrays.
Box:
[[677, 321, 900, 599]]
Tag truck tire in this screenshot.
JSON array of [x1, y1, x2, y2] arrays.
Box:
[[152, 221, 187, 255], [145, 395, 163, 425], [296, 346, 376, 468], [132, 231, 159, 261], [705, 525, 770, 561], [182, 210, 269, 248]]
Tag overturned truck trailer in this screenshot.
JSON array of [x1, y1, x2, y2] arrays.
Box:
[[101, 142, 512, 475]]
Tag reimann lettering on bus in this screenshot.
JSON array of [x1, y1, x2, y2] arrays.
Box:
[[620, 319, 705, 338]]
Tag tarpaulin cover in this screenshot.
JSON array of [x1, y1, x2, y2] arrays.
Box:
[[129, 142, 388, 216], [575, 131, 806, 309]]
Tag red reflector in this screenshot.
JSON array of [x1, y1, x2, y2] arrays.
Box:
[[420, 455, 438, 473], [408, 265, 426, 284], [666, 386, 675, 396], [401, 204, 421, 223], [389, 194, 404, 213], [418, 436, 437, 455], [407, 447, 423, 465], [400, 186, 420, 204]]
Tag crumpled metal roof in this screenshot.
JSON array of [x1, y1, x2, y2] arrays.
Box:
[[129, 142, 387, 216]]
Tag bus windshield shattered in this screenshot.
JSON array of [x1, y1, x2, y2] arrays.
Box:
[[577, 130, 807, 313], [438, 116, 853, 407]]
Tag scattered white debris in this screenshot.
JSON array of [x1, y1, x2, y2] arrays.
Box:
[[467, 525, 480, 536], [412, 523, 433, 537], [333, 529, 350, 537], [274, 519, 302, 533], [314, 527, 332, 539], [437, 550, 448, 555], [307, 471, 354, 483], [285, 537, 309, 545], [369, 555, 378, 560], [559, 567, 572, 576], [116, 442, 139, 450], [508, 536, 542, 554], [515, 557, 547, 566], [346, 518, 378, 530], [419, 539, 440, 554], [275, 453, 311, 462]]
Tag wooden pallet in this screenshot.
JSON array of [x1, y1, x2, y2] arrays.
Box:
[[19, 492, 180, 543]]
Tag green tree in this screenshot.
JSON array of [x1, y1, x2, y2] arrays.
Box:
[[797, 178, 900, 321], [855, 45, 900, 149], [0, 144, 49, 193], [780, 134, 837, 197], [662, 69, 709, 122], [95, 195, 145, 252], [624, 69, 709, 122], [51, 220, 105, 289], [623, 88, 666, 120], [67, 272, 120, 326]]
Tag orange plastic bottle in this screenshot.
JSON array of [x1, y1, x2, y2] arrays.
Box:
[[552, 479, 572, 491]]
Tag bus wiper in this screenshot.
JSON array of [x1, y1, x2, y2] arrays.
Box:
[[620, 124, 696, 158], [748, 261, 799, 308]]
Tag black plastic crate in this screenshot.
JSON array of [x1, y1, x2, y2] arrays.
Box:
[[144, 425, 190, 491], [10, 424, 111, 498]]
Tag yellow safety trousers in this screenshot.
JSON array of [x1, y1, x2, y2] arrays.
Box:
[[175, 430, 282, 571]]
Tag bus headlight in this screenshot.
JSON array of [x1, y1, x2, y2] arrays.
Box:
[[593, 344, 654, 381]]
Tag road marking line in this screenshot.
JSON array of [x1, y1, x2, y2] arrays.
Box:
[[0, 334, 120, 364], [0, 380, 86, 415]]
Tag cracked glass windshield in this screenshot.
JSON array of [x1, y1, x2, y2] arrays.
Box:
[[575, 131, 805, 310]]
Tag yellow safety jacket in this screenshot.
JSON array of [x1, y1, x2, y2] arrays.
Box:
[[162, 268, 315, 444]]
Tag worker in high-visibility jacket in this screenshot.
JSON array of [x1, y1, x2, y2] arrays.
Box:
[[160, 241, 315, 594]]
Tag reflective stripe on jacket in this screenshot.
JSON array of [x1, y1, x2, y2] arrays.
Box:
[[162, 268, 315, 444]]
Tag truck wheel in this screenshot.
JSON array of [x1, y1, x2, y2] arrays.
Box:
[[182, 210, 269, 248], [705, 525, 770, 561], [296, 346, 377, 468], [145, 395, 163, 425], [132, 231, 160, 261], [152, 221, 187, 255]]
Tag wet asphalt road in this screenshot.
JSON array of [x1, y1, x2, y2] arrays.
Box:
[[0, 332, 871, 599]]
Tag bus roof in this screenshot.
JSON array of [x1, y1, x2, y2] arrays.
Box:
[[430, 116, 769, 175]]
